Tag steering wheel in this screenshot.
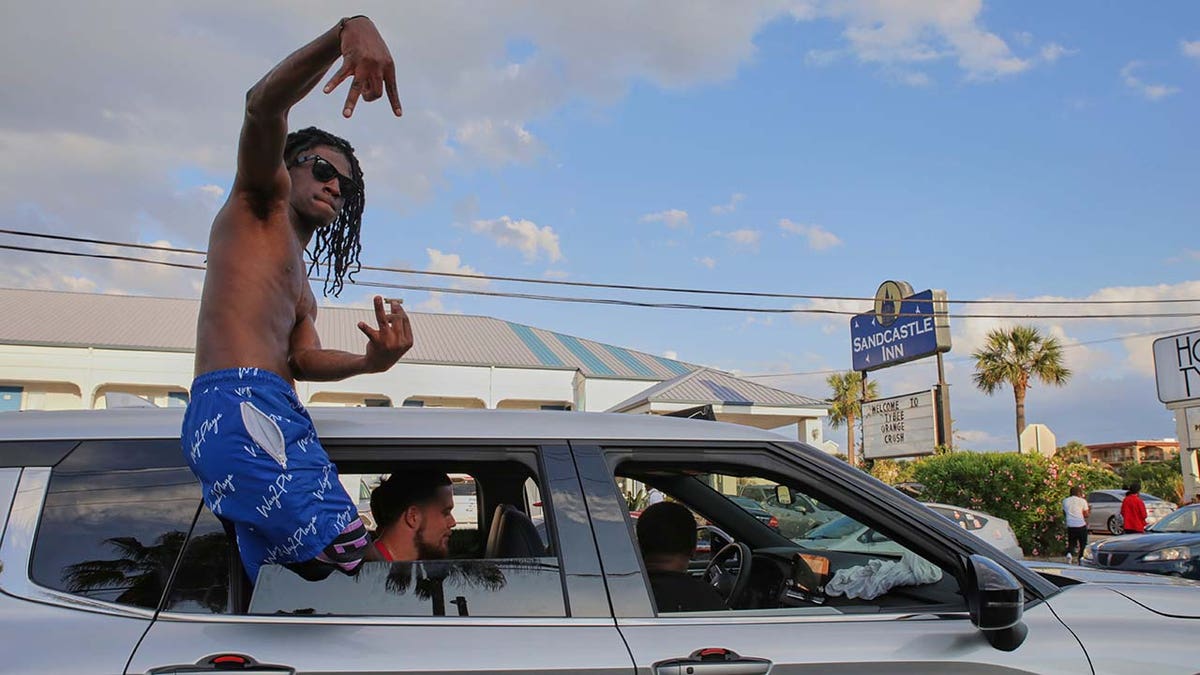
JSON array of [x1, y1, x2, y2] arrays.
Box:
[[704, 542, 752, 608]]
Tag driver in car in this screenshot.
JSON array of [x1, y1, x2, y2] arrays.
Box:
[[637, 502, 726, 612]]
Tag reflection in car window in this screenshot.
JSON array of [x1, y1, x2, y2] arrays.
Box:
[[30, 440, 200, 610], [250, 559, 565, 617], [163, 507, 231, 614]]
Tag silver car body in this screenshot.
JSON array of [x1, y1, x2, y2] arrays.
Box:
[[1086, 489, 1177, 534], [0, 408, 1197, 674]]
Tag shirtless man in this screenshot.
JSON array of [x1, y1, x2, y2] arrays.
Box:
[[182, 15, 413, 582]]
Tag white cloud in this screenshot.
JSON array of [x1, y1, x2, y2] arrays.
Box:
[[1039, 42, 1076, 64], [543, 269, 569, 280], [695, 256, 717, 269], [662, 350, 678, 360], [715, 229, 762, 249], [819, 0, 1032, 82], [640, 208, 690, 229], [425, 248, 489, 290], [1120, 61, 1180, 101], [778, 218, 842, 251], [955, 428, 1008, 450], [470, 216, 563, 262], [711, 192, 746, 215], [1183, 40, 1200, 61], [454, 119, 543, 166], [411, 249, 488, 312]]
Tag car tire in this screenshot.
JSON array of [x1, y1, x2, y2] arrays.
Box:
[[1107, 515, 1124, 536]]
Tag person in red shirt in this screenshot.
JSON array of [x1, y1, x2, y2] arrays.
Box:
[[369, 471, 457, 561], [1120, 481, 1148, 534]]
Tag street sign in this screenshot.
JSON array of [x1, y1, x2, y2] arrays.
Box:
[[862, 390, 938, 459], [851, 288, 951, 372], [1153, 330, 1200, 405]]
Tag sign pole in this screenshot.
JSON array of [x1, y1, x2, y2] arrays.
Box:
[[1173, 404, 1200, 502], [936, 352, 952, 451], [857, 371, 868, 467]]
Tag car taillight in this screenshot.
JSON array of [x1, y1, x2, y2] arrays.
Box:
[[768, 516, 779, 529]]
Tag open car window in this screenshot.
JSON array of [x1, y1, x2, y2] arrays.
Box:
[[166, 451, 566, 618], [618, 461, 965, 617]]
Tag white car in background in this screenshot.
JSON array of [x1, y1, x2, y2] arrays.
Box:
[[796, 503, 1024, 560]]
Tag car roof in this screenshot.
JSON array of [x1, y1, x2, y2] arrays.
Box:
[[0, 407, 796, 444]]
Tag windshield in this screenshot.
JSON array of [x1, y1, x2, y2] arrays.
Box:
[[800, 514, 863, 540], [1149, 507, 1200, 533]]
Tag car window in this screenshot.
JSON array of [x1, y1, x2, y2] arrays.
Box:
[[617, 463, 964, 616], [1088, 492, 1118, 503], [1150, 507, 1200, 533], [168, 454, 566, 618], [30, 440, 201, 611]]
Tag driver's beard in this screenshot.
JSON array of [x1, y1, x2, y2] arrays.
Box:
[[413, 522, 448, 560]]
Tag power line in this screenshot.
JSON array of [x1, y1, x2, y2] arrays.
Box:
[[4, 228, 1199, 307], [741, 324, 1199, 379], [4, 242, 1200, 320]]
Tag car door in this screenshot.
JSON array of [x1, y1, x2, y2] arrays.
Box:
[[1086, 492, 1120, 531], [126, 443, 633, 675], [574, 441, 1092, 674]]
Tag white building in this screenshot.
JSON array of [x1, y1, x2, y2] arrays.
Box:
[[0, 288, 826, 444]]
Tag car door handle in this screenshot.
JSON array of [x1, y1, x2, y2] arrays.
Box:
[[148, 654, 295, 675], [654, 648, 772, 675]]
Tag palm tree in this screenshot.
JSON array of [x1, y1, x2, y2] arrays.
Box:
[[826, 371, 878, 466], [972, 325, 1071, 450]]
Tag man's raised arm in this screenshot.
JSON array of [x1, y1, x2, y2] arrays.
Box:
[[235, 16, 402, 198]]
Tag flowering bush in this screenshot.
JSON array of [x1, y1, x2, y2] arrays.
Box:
[[910, 452, 1119, 557]]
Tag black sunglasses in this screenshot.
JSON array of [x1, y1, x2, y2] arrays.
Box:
[[292, 154, 360, 198]]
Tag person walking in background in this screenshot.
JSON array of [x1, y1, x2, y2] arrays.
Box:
[[1120, 481, 1148, 534], [1062, 485, 1090, 563]]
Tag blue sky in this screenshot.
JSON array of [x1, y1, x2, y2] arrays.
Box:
[[1, 2, 1197, 449]]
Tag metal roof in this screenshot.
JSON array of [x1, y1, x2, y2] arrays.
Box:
[[0, 407, 793, 444], [607, 367, 827, 412], [0, 288, 696, 379]]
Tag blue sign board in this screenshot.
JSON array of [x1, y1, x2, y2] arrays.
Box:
[[850, 289, 950, 372]]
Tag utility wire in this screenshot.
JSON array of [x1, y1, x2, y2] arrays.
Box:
[[3, 228, 1198, 307], [741, 324, 1199, 379], [3, 242, 1200, 320]]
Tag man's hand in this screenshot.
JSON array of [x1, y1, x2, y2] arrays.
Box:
[[359, 296, 413, 373], [323, 16, 403, 118]]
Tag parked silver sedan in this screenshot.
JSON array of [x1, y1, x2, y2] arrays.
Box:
[[1086, 489, 1177, 534]]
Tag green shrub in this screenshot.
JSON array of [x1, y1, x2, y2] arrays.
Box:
[[911, 452, 1119, 557], [866, 458, 916, 486], [1118, 461, 1184, 505]]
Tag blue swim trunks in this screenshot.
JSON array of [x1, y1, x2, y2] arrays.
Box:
[[181, 368, 368, 582]]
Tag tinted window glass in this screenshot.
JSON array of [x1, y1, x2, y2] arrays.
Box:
[[250, 559, 565, 617], [31, 440, 200, 610], [162, 507, 232, 614]]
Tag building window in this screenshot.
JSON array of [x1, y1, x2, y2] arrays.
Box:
[[0, 385, 23, 412]]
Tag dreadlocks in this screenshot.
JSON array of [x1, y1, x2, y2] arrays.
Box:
[[284, 126, 364, 297]]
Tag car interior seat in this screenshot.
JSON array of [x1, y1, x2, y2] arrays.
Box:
[[485, 504, 546, 558]]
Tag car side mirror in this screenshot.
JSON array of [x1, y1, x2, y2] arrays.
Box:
[[967, 554, 1027, 651], [775, 485, 794, 506]]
